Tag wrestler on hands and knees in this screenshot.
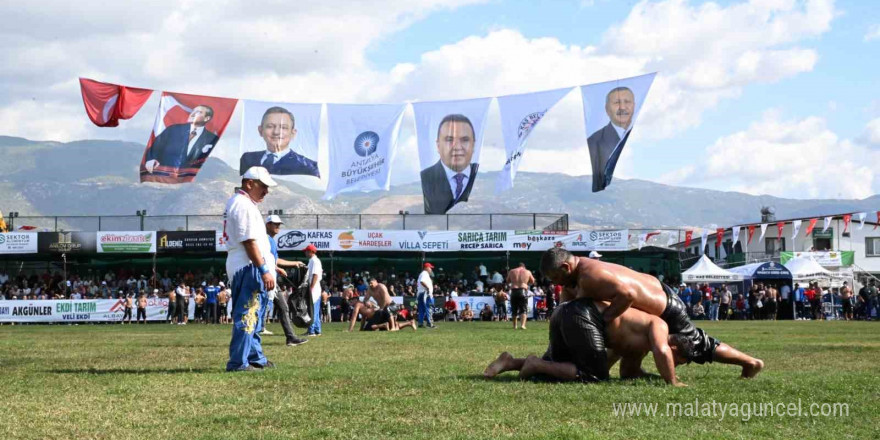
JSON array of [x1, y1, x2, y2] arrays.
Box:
[[347, 277, 416, 332], [484, 298, 763, 384]]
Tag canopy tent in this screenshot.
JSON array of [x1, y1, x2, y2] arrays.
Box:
[[783, 256, 833, 281], [728, 261, 792, 280], [682, 255, 743, 282]]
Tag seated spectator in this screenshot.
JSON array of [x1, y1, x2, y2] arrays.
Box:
[[480, 304, 494, 321], [490, 270, 504, 287], [444, 296, 458, 321], [534, 298, 548, 320], [691, 302, 706, 320], [461, 304, 474, 322]]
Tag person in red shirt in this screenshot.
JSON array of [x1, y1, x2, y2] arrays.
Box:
[[444, 296, 458, 321], [535, 298, 548, 320]]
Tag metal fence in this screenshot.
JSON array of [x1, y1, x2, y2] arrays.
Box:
[[6, 213, 569, 232]]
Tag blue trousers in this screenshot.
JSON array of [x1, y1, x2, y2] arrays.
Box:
[[417, 294, 434, 327], [226, 265, 269, 371], [307, 298, 322, 335]]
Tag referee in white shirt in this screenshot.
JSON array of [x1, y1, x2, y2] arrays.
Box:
[[224, 166, 278, 372]]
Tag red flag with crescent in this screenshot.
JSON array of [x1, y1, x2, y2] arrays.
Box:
[[684, 230, 693, 248], [747, 225, 755, 243], [843, 214, 852, 233], [79, 78, 152, 127]]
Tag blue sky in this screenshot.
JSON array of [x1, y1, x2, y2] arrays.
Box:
[[1, 0, 878, 199]]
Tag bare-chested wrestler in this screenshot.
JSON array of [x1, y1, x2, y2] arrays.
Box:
[[506, 263, 535, 330], [347, 278, 416, 332], [539, 247, 709, 357], [840, 281, 853, 321], [484, 298, 763, 384]]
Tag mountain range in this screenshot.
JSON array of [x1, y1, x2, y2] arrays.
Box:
[[2, 135, 878, 231]]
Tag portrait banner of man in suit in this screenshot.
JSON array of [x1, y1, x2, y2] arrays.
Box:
[[413, 97, 491, 215], [139, 92, 238, 184], [580, 72, 656, 192], [239, 100, 321, 179]]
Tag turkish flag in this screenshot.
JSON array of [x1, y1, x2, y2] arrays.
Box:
[[805, 218, 818, 236], [716, 228, 724, 248], [875, 211, 880, 230], [776, 222, 784, 239], [79, 78, 152, 127], [843, 214, 852, 233], [684, 230, 693, 248], [747, 225, 755, 243]]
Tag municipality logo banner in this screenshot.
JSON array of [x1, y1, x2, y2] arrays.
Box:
[[97, 231, 156, 253], [324, 103, 406, 200]]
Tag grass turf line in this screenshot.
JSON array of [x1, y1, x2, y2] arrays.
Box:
[[0, 320, 876, 439]]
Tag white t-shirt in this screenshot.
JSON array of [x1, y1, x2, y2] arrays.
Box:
[[417, 270, 433, 297], [224, 191, 275, 283], [479, 264, 488, 277], [306, 255, 323, 303]]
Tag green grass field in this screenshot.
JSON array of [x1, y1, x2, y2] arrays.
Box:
[[1, 320, 877, 439]]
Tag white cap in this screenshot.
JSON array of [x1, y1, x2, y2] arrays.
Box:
[[219, 281, 225, 287], [588, 251, 603, 259], [153, 289, 159, 293], [265, 215, 283, 224], [241, 166, 278, 187], [201, 281, 207, 286]]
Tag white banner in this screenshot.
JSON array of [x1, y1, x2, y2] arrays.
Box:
[[822, 216, 832, 233], [580, 72, 656, 192], [856, 212, 867, 230], [495, 87, 573, 194], [790, 251, 843, 267], [0, 298, 170, 323], [731, 226, 741, 249], [413, 97, 492, 214], [97, 231, 156, 253], [759, 223, 768, 242], [215, 230, 228, 252], [324, 103, 406, 200], [0, 232, 37, 254], [792, 220, 802, 242], [239, 100, 321, 178], [700, 230, 708, 255], [272, 229, 630, 252]]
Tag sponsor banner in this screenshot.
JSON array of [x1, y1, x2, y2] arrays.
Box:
[[0, 298, 169, 323], [97, 231, 156, 253], [37, 232, 98, 254], [781, 251, 854, 267], [0, 232, 38, 254], [273, 229, 628, 252], [215, 230, 228, 252], [157, 231, 216, 253], [361, 296, 536, 318]]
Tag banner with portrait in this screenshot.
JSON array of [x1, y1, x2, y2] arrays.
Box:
[[412, 97, 492, 215], [239, 100, 321, 178], [495, 87, 573, 193], [323, 103, 406, 200], [580, 72, 655, 192], [139, 92, 238, 184]]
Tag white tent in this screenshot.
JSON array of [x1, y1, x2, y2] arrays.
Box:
[[682, 255, 743, 283], [783, 256, 833, 281]]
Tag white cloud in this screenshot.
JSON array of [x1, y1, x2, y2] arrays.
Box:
[[865, 24, 880, 41], [0, 0, 840, 194], [867, 117, 880, 145], [663, 110, 880, 199]]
